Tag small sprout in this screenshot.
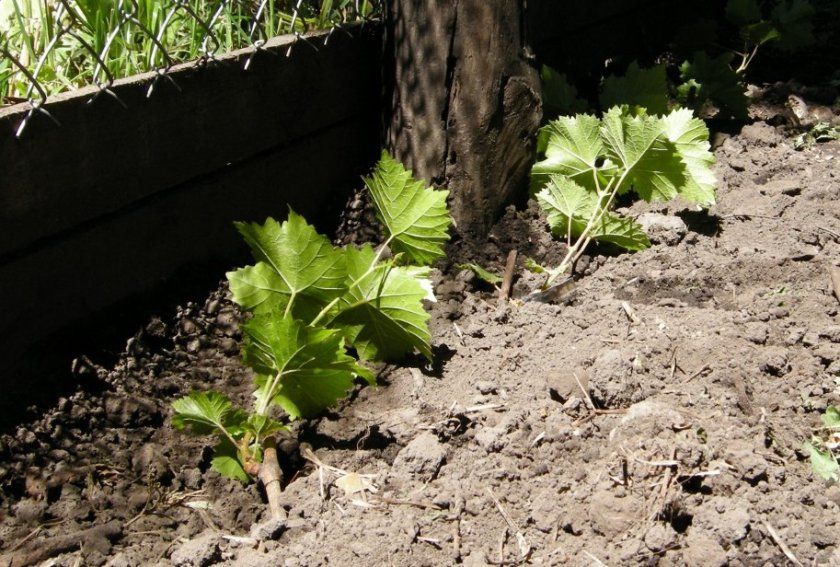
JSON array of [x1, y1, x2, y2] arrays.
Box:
[[804, 406, 840, 482], [523, 258, 548, 274], [456, 263, 503, 287]]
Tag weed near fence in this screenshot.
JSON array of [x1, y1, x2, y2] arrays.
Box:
[[0, 0, 380, 114]]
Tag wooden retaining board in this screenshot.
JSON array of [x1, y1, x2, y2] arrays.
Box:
[[0, 26, 381, 368], [0, 25, 381, 259]]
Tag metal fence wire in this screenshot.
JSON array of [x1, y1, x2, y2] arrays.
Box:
[[0, 0, 382, 138]]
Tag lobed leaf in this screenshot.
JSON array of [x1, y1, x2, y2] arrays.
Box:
[[541, 64, 588, 120], [804, 440, 839, 482], [537, 175, 649, 251], [822, 406, 840, 429], [531, 113, 613, 194], [772, 0, 815, 51], [678, 52, 748, 121], [364, 151, 452, 266], [243, 313, 364, 420], [227, 211, 346, 319], [662, 108, 717, 206], [212, 438, 250, 483], [741, 20, 781, 46], [244, 414, 288, 440], [600, 62, 669, 116], [601, 107, 687, 202], [333, 244, 433, 361], [172, 391, 247, 437]]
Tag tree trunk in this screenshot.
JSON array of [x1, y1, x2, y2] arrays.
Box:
[[383, 0, 542, 239]]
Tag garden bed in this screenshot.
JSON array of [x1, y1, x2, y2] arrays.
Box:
[[1, 111, 839, 566]]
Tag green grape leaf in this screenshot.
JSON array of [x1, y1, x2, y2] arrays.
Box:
[[726, 0, 762, 25], [227, 211, 346, 318], [172, 391, 247, 437], [244, 414, 288, 440], [601, 62, 669, 116], [212, 438, 250, 483], [456, 263, 503, 286], [822, 406, 840, 429], [803, 440, 840, 482], [523, 257, 548, 274], [227, 262, 285, 314], [364, 151, 452, 266], [742, 21, 781, 46], [541, 64, 588, 120], [678, 52, 748, 121], [537, 175, 649, 251], [772, 0, 815, 51], [243, 313, 363, 419], [334, 244, 432, 361], [537, 175, 597, 239], [531, 113, 613, 194], [601, 107, 687, 202], [662, 108, 717, 206]]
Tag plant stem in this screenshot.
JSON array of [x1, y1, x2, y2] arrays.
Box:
[[736, 44, 760, 74], [308, 235, 394, 327], [546, 172, 626, 286], [258, 436, 286, 520]]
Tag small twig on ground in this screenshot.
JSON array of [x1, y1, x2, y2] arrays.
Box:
[[583, 550, 609, 566], [371, 497, 443, 510], [4, 519, 65, 554], [817, 226, 840, 239], [573, 372, 596, 411], [463, 403, 506, 414], [499, 250, 518, 302], [448, 492, 465, 563], [452, 517, 462, 562], [453, 322, 465, 345], [417, 537, 442, 548], [830, 266, 840, 305], [685, 364, 711, 383], [647, 448, 678, 524], [0, 521, 121, 567], [763, 521, 802, 566], [572, 408, 627, 427], [621, 301, 640, 324], [669, 347, 678, 381], [486, 487, 531, 560]]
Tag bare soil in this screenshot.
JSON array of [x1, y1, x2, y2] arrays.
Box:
[[2, 117, 840, 566]]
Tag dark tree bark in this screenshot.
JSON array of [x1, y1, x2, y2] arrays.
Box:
[[383, 0, 542, 238]]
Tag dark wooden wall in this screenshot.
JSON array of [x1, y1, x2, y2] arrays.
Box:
[[0, 26, 382, 386]]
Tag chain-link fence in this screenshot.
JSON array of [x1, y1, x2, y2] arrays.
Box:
[[0, 0, 382, 137]]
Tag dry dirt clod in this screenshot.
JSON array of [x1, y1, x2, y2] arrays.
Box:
[[392, 432, 446, 478], [169, 532, 223, 567], [830, 266, 840, 305], [637, 213, 688, 245], [250, 517, 286, 541]]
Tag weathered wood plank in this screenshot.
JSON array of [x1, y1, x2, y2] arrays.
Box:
[[0, 113, 379, 367], [0, 25, 381, 258]]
